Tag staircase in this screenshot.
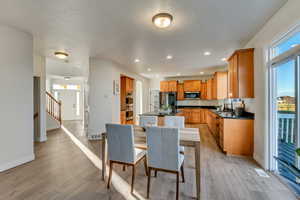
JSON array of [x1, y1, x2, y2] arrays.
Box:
[[46, 91, 62, 126]]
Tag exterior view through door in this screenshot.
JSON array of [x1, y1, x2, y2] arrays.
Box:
[[53, 84, 83, 121], [270, 27, 300, 195]]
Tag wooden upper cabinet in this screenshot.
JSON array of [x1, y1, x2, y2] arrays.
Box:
[[206, 79, 213, 100], [228, 48, 254, 98], [160, 80, 178, 92], [125, 77, 134, 94], [168, 80, 178, 92], [183, 80, 201, 92], [160, 81, 169, 92], [214, 71, 228, 100], [120, 77, 127, 111], [177, 83, 184, 100], [201, 81, 207, 99]]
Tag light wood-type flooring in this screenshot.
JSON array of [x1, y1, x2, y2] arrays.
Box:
[[0, 121, 297, 200]]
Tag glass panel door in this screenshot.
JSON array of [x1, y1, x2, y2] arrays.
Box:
[[272, 58, 300, 193]]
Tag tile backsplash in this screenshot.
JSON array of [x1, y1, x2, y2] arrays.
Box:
[[177, 98, 255, 113], [177, 100, 221, 107]]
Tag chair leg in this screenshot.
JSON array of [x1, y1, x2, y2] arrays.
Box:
[[176, 172, 179, 200], [180, 162, 185, 183], [123, 165, 126, 171], [144, 157, 148, 176], [154, 170, 157, 177], [131, 165, 135, 194], [107, 161, 113, 189], [147, 168, 152, 198]]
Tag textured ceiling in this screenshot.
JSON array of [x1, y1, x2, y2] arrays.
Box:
[[0, 0, 287, 77]]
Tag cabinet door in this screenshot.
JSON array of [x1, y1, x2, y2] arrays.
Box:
[[228, 54, 238, 98], [160, 81, 169, 92], [168, 81, 178, 92], [212, 77, 217, 100], [191, 109, 201, 124], [184, 80, 201, 92], [238, 50, 254, 98], [126, 77, 134, 94], [120, 77, 127, 110], [193, 81, 201, 92], [183, 109, 191, 123], [206, 79, 212, 100], [200, 109, 206, 123], [177, 83, 184, 100], [201, 81, 207, 99]]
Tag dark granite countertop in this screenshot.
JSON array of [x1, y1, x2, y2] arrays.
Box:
[[140, 112, 180, 117], [209, 109, 255, 120], [176, 105, 217, 109]]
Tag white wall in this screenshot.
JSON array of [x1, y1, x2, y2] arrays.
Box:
[[244, 0, 300, 169], [0, 25, 34, 171], [33, 54, 47, 142], [88, 58, 150, 136]]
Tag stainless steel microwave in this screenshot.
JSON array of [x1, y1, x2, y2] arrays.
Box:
[[184, 92, 200, 99]]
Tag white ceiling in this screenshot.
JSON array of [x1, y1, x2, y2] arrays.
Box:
[[0, 0, 287, 78]]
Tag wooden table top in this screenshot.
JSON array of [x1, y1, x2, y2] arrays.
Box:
[[133, 126, 200, 147]]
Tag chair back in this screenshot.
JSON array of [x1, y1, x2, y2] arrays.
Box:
[[140, 115, 158, 127], [105, 124, 135, 163], [164, 116, 185, 128], [146, 127, 181, 171]]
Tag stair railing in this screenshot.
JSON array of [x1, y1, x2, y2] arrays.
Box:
[[46, 91, 62, 125]]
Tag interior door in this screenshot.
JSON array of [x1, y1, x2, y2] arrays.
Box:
[[59, 90, 78, 120]]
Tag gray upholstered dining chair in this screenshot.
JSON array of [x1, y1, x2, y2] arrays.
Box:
[[105, 124, 148, 194], [146, 127, 185, 200], [139, 115, 158, 127], [164, 116, 185, 154]]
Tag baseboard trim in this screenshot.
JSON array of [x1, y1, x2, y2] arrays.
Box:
[[0, 154, 35, 172], [46, 127, 61, 132]]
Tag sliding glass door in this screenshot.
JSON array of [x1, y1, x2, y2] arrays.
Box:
[[270, 28, 300, 192]]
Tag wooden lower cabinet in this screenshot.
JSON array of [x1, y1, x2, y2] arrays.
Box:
[[158, 116, 164, 126], [206, 110, 254, 156], [179, 108, 206, 124], [221, 118, 254, 156]]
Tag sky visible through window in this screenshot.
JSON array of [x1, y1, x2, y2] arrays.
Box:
[[275, 32, 300, 97]]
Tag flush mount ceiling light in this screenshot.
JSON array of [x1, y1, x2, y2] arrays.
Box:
[[200, 72, 204, 75], [54, 51, 69, 59], [64, 76, 71, 80], [204, 51, 211, 56], [134, 58, 140, 63], [221, 58, 227, 61], [152, 13, 173, 28], [166, 55, 173, 60]]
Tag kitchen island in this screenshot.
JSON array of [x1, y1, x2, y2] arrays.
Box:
[[140, 111, 182, 126]]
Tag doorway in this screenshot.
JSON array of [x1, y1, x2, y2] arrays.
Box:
[[269, 28, 300, 194]]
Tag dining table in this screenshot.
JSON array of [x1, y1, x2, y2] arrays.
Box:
[[101, 126, 201, 200]]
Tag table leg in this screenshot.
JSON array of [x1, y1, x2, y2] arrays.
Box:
[[194, 142, 201, 200], [101, 133, 107, 181]]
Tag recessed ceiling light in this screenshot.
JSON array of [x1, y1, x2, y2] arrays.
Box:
[[134, 59, 140, 63], [152, 13, 173, 29], [291, 44, 299, 48], [221, 58, 227, 61], [204, 51, 211, 56], [147, 68, 152, 72], [54, 51, 69, 59], [166, 55, 173, 60], [200, 72, 204, 75]]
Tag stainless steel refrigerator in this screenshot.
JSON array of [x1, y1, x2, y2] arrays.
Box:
[[159, 92, 177, 113]]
